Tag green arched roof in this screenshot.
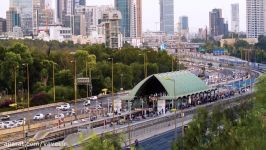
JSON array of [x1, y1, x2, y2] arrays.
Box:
[[125, 71, 212, 100]]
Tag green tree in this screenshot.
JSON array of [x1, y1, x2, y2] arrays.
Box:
[[81, 133, 124, 150], [234, 40, 249, 49]]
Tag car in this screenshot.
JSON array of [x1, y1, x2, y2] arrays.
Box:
[[33, 114, 44, 120], [16, 119, 26, 126], [89, 96, 97, 100], [95, 104, 102, 109], [55, 113, 64, 119], [0, 122, 5, 128], [107, 113, 114, 117], [45, 113, 52, 119], [56, 103, 70, 111], [73, 121, 79, 124], [1, 115, 10, 121], [3, 121, 16, 128], [83, 100, 91, 106]]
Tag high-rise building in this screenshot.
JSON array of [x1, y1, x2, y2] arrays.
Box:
[[56, 0, 68, 24], [98, 9, 123, 48], [130, 0, 142, 38], [246, 0, 266, 38], [0, 18, 7, 35], [114, 0, 142, 38], [160, 0, 174, 35], [75, 0, 86, 6], [231, 3, 239, 33], [67, 0, 75, 15], [9, 0, 33, 35], [179, 16, 189, 40], [115, 0, 130, 37], [6, 8, 20, 32], [209, 9, 228, 37], [75, 5, 114, 36], [33, 0, 54, 35], [179, 16, 189, 31]]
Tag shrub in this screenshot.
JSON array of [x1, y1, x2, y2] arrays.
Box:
[[0, 99, 15, 108], [30, 92, 52, 107]]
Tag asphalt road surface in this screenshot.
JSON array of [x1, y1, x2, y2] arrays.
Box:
[[0, 94, 125, 123], [138, 127, 182, 150]]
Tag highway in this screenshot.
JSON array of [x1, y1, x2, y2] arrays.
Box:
[[0, 94, 125, 124]]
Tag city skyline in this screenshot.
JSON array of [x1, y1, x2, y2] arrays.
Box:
[[0, 0, 246, 33]]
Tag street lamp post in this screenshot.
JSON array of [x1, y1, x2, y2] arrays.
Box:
[[120, 74, 123, 91], [71, 60, 77, 119], [86, 62, 89, 98], [14, 66, 18, 109], [52, 62, 56, 103], [23, 63, 30, 132], [108, 58, 115, 131]]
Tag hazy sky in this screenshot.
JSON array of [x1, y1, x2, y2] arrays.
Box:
[[0, 0, 246, 33]]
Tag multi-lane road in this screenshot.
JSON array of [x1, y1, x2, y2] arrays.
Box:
[[0, 94, 125, 125]]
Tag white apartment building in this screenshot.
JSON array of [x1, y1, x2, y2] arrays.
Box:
[[246, 0, 266, 38], [37, 25, 72, 42]]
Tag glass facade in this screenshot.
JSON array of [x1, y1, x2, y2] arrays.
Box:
[[179, 16, 188, 30], [115, 0, 131, 37], [160, 0, 174, 35], [10, 0, 32, 35]]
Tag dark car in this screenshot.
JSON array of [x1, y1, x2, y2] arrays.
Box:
[[45, 113, 52, 119], [1, 115, 10, 121]]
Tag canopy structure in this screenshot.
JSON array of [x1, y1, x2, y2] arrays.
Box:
[[123, 71, 212, 100]]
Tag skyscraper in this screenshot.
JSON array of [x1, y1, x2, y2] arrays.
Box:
[[9, 0, 33, 35], [115, 0, 130, 37], [0, 18, 7, 35], [246, 0, 266, 38], [160, 0, 174, 35], [114, 0, 142, 38], [130, 0, 142, 38], [56, 0, 68, 24], [33, 0, 54, 35], [179, 16, 189, 30], [209, 9, 228, 37], [6, 8, 20, 32], [75, 0, 86, 6], [231, 3, 239, 33], [179, 16, 189, 40]]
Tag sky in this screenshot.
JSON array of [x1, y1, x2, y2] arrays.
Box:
[[0, 0, 246, 33]]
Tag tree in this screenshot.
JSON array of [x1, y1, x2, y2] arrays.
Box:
[[81, 133, 124, 150], [256, 35, 266, 50], [172, 79, 266, 150], [234, 40, 249, 49]]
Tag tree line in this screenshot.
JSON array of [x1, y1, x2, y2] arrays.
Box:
[[0, 39, 184, 107]]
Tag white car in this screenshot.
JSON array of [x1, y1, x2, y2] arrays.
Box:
[[0, 122, 5, 128], [95, 104, 102, 109], [3, 121, 16, 128], [89, 96, 97, 100], [83, 100, 91, 106], [56, 103, 70, 111], [33, 114, 44, 120], [55, 113, 64, 119], [16, 118, 26, 126]]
